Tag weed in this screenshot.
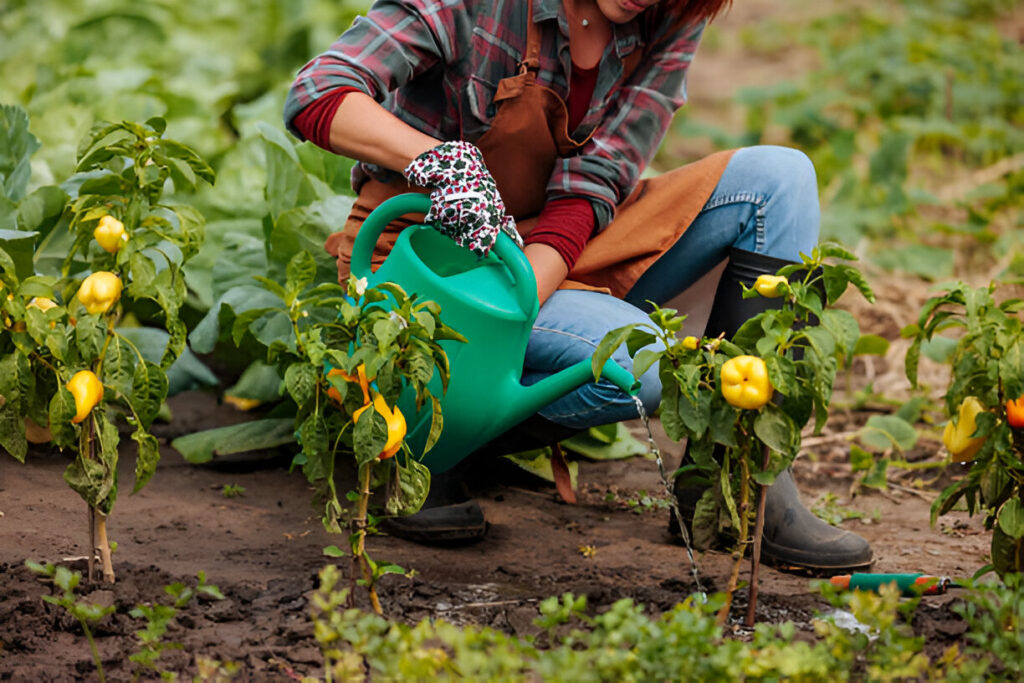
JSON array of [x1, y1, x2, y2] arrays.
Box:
[[26, 561, 114, 683], [220, 484, 245, 498]]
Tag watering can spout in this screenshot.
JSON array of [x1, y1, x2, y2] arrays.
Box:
[[514, 357, 640, 425]]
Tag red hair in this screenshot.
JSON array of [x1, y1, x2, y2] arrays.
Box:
[[668, 0, 732, 24], [650, 0, 732, 31]]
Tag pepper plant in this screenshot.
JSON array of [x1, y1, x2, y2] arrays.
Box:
[[1, 111, 214, 582], [904, 281, 1024, 577], [593, 243, 876, 622], [203, 257, 461, 613]]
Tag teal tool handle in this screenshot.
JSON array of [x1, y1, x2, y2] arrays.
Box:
[[831, 573, 949, 596], [350, 193, 538, 319], [350, 192, 431, 280]]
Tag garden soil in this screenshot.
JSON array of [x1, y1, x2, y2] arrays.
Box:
[[0, 381, 992, 680]]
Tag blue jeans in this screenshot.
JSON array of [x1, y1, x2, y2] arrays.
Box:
[[524, 145, 820, 429]]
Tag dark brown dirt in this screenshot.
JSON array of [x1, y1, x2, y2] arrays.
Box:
[[0, 386, 991, 680]]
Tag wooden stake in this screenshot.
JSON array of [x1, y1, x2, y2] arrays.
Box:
[[95, 510, 115, 583]]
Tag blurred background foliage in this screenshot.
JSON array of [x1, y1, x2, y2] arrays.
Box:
[[2, 0, 1020, 315]]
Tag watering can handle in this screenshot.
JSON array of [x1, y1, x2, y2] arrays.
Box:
[[350, 193, 539, 316]]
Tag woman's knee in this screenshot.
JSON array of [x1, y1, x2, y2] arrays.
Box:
[[734, 145, 818, 199]]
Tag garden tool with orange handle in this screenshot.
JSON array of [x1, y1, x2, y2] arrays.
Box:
[[828, 573, 957, 596]]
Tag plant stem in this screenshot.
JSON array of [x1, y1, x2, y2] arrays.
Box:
[[351, 462, 383, 615], [84, 419, 96, 583], [745, 445, 770, 627], [80, 620, 106, 683], [718, 448, 751, 626], [88, 507, 96, 584]]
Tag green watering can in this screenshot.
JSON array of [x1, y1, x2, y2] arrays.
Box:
[[350, 193, 639, 473]]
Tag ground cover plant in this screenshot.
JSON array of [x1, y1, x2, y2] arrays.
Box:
[[1, 0, 1022, 679]]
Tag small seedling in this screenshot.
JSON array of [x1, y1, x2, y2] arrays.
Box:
[[26, 561, 114, 683], [221, 484, 245, 498], [813, 493, 868, 526], [129, 571, 225, 680]]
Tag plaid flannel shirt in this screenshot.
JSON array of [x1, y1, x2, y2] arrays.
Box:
[[284, 0, 705, 230]]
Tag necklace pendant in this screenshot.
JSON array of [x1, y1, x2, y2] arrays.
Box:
[[581, 18, 589, 27]]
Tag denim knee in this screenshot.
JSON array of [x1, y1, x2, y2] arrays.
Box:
[[730, 145, 820, 260], [733, 145, 818, 201]]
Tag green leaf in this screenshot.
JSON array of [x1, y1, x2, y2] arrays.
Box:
[[130, 361, 168, 429], [424, 394, 444, 454], [0, 397, 27, 462], [862, 457, 890, 490], [353, 407, 387, 466], [592, 325, 637, 382], [852, 334, 889, 357], [131, 429, 160, 494], [16, 185, 68, 237], [920, 335, 958, 364], [820, 309, 861, 357], [115, 327, 218, 395], [690, 489, 719, 550], [285, 251, 317, 298], [269, 198, 351, 282], [225, 361, 283, 403], [170, 419, 296, 464], [48, 387, 77, 448], [997, 499, 1024, 539], [560, 422, 648, 461], [849, 444, 873, 472], [0, 104, 41, 202], [284, 362, 318, 407], [0, 229, 38, 280], [322, 545, 347, 558], [386, 456, 431, 516], [75, 314, 107, 361], [128, 252, 158, 296], [857, 415, 918, 454], [632, 348, 661, 380], [753, 404, 799, 456], [258, 122, 319, 217], [505, 448, 578, 490], [677, 390, 712, 438]]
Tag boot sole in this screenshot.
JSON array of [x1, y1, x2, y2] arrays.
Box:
[[379, 520, 488, 545], [762, 537, 874, 575], [669, 522, 874, 575]]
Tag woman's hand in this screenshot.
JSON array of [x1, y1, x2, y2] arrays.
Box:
[[404, 141, 517, 257]]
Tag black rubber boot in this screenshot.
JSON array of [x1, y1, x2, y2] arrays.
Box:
[[378, 414, 580, 545], [671, 248, 873, 571], [377, 460, 487, 544]]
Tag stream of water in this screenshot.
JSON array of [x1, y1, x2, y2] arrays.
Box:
[[632, 396, 707, 601]]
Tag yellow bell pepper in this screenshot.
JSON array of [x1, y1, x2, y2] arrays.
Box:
[[93, 215, 128, 254], [754, 274, 788, 298], [68, 370, 104, 424], [353, 392, 407, 459], [682, 336, 699, 350], [721, 355, 773, 410], [942, 396, 987, 462], [77, 272, 123, 315], [27, 297, 58, 312]]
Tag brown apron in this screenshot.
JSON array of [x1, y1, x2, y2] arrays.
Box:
[[326, 0, 735, 299]]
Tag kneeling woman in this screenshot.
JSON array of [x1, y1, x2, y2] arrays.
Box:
[[284, 0, 872, 571]]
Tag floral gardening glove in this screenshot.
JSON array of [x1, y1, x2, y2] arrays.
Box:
[[403, 140, 522, 256]]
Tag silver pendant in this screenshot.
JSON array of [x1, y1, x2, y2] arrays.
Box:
[[581, 18, 589, 27]]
